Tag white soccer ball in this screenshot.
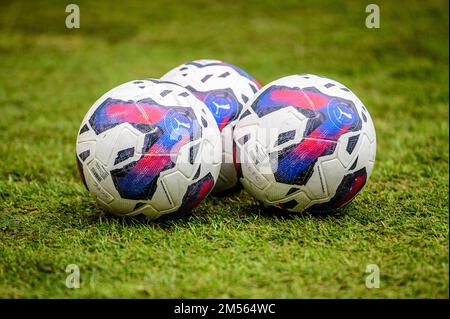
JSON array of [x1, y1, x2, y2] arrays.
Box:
[[233, 74, 376, 213], [161, 59, 261, 192], [76, 79, 222, 219]]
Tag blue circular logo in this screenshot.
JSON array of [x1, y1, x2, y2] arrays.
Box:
[[164, 109, 192, 141], [204, 91, 239, 126], [327, 99, 356, 128]]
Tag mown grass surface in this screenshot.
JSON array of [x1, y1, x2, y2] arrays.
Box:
[[0, 0, 448, 298]]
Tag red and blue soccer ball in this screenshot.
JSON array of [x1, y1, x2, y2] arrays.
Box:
[[161, 59, 261, 192], [76, 79, 222, 219], [233, 74, 376, 213]]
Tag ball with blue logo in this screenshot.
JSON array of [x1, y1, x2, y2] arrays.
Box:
[[161, 59, 262, 192], [233, 74, 377, 214], [76, 79, 222, 219]]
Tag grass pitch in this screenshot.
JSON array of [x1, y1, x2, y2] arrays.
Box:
[[0, 0, 448, 298]]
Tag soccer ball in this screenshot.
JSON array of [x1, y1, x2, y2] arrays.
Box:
[[161, 59, 261, 192], [76, 79, 222, 219], [233, 74, 376, 213]]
